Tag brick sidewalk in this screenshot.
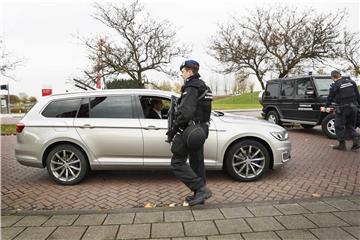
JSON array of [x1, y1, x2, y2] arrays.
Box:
[[1, 127, 360, 211], [2, 196, 359, 240]]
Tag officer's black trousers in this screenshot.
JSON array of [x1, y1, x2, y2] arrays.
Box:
[[170, 126, 208, 192], [334, 105, 359, 142]]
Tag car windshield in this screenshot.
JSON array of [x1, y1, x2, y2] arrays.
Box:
[[313, 78, 333, 96]]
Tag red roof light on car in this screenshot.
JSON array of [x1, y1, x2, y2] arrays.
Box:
[[16, 123, 25, 133]]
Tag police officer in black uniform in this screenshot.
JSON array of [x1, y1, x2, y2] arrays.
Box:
[[326, 70, 360, 151], [166, 60, 213, 206]]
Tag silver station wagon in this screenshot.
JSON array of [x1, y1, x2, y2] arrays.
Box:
[[15, 89, 291, 185]]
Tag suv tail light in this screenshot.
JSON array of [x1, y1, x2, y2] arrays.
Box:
[[16, 123, 25, 133], [320, 107, 334, 113]]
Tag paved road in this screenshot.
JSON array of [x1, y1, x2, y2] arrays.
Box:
[[1, 125, 359, 211]]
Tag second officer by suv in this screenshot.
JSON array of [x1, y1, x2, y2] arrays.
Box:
[[259, 73, 358, 139]]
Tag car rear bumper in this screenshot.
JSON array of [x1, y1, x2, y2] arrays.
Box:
[[15, 148, 43, 168]]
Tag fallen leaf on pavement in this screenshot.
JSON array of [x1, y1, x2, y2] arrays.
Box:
[[312, 193, 321, 198], [182, 201, 189, 207], [144, 203, 156, 208]]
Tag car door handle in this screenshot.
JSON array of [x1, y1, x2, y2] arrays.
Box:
[[143, 125, 160, 130], [79, 124, 95, 129]]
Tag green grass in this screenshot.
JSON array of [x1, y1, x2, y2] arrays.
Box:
[[1, 124, 16, 135], [213, 91, 262, 110]]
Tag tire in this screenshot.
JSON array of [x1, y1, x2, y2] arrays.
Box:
[[321, 113, 336, 139], [225, 140, 270, 181], [300, 124, 315, 129], [266, 110, 282, 125], [46, 144, 88, 185]]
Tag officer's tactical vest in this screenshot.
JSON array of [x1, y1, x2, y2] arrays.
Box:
[[338, 79, 356, 104], [182, 79, 213, 123], [196, 83, 213, 123]]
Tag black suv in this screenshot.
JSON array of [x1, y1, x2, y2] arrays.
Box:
[[259, 74, 344, 139]]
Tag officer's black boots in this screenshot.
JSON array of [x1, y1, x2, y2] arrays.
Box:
[[188, 186, 212, 206], [333, 141, 346, 151], [351, 138, 360, 151], [185, 192, 204, 204]]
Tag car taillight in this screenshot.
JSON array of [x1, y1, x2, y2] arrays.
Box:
[[320, 107, 334, 113], [16, 123, 25, 133]]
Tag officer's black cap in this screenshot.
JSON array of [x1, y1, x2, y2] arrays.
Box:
[[180, 60, 199, 71], [331, 70, 341, 78]]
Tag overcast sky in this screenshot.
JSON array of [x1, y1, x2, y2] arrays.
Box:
[[1, 0, 359, 98]]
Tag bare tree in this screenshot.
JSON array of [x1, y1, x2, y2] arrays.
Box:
[[209, 6, 345, 89], [76, 1, 189, 88], [223, 76, 229, 95], [214, 77, 219, 96], [233, 71, 250, 95], [316, 68, 325, 75], [158, 80, 172, 91], [172, 82, 182, 93], [0, 38, 23, 80], [341, 31, 360, 77], [208, 75, 216, 93], [249, 81, 255, 93]]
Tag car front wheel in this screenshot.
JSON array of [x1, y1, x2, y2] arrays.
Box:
[[266, 110, 282, 125], [46, 144, 88, 185], [225, 140, 270, 181], [321, 114, 336, 139]]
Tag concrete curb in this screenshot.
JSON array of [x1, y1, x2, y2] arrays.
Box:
[[2, 195, 359, 216]]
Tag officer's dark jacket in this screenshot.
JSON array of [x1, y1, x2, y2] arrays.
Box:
[[174, 73, 212, 128], [326, 77, 360, 106]]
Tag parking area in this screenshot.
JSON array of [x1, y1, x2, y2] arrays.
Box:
[[1, 126, 359, 211]]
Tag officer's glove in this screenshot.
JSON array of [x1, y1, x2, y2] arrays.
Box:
[[166, 128, 177, 143]]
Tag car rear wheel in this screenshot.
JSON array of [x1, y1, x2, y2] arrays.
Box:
[[266, 110, 282, 125], [46, 144, 88, 185], [225, 140, 270, 181], [321, 114, 336, 139], [301, 124, 315, 129]]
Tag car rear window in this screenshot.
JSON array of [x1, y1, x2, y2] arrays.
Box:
[[77, 96, 133, 118], [42, 99, 81, 118]]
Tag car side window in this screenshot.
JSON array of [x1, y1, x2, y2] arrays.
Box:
[[139, 96, 170, 119], [42, 99, 81, 118], [281, 81, 295, 97], [296, 78, 313, 97], [77, 96, 133, 118], [265, 83, 280, 99]]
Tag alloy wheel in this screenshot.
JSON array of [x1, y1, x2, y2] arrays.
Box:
[[232, 145, 265, 179], [267, 114, 277, 124], [327, 119, 336, 136], [50, 150, 81, 182]]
